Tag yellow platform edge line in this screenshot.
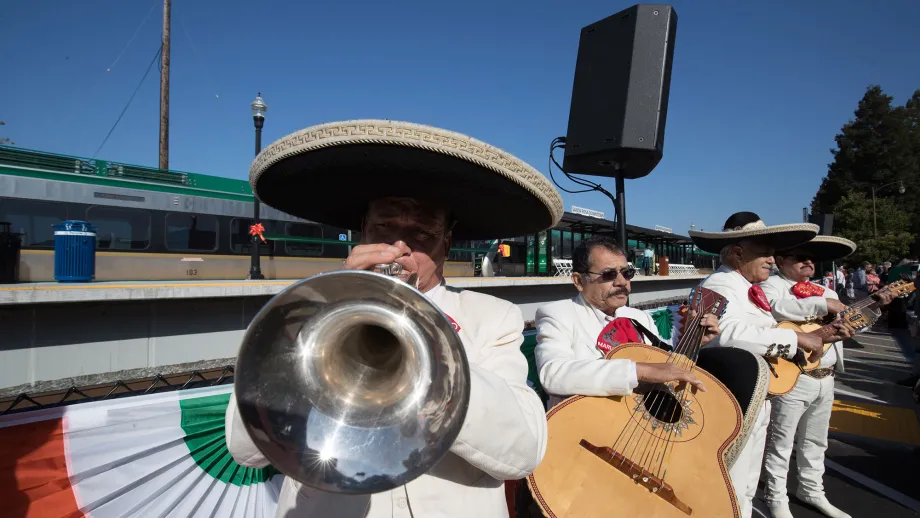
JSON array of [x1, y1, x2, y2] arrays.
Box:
[[830, 399, 920, 446]]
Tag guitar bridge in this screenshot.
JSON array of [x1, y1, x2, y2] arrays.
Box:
[[580, 439, 692, 515]]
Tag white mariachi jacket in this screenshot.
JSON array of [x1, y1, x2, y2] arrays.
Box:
[[699, 266, 799, 360], [534, 293, 663, 409], [224, 283, 548, 518], [758, 273, 846, 372]]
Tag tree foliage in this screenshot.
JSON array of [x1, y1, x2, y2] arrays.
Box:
[[0, 121, 12, 146], [811, 85, 920, 259], [831, 190, 912, 264]]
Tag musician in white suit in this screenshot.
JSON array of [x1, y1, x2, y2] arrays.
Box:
[[224, 120, 564, 518], [688, 212, 827, 518], [760, 237, 893, 518], [535, 235, 720, 410]]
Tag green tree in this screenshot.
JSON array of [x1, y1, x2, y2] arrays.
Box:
[[0, 121, 12, 146], [811, 85, 920, 256], [832, 190, 912, 264]]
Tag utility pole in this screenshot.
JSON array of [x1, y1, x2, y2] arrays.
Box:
[[158, 0, 171, 170]]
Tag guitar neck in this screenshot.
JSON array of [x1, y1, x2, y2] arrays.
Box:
[[808, 324, 838, 342]]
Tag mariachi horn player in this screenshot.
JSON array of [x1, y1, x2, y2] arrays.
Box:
[[224, 120, 563, 518]]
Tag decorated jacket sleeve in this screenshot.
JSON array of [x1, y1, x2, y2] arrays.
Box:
[[703, 279, 799, 360], [448, 302, 548, 480], [534, 305, 638, 397], [759, 280, 829, 323]]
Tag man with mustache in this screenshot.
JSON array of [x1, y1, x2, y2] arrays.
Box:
[[534, 235, 720, 411], [689, 212, 829, 518], [760, 236, 894, 518]]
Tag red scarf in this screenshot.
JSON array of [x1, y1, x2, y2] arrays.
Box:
[[792, 281, 824, 299], [596, 318, 641, 354], [748, 285, 771, 312]]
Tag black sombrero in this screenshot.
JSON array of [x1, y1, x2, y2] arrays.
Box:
[[688, 212, 819, 254], [249, 120, 564, 240], [775, 235, 857, 262]]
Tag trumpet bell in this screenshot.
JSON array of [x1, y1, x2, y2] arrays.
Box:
[[234, 269, 471, 494]]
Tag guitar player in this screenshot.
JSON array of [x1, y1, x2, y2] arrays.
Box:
[[759, 236, 895, 518], [688, 212, 828, 518]]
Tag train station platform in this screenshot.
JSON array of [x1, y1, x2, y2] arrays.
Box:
[[752, 326, 920, 517], [0, 274, 706, 398], [0, 274, 706, 305]]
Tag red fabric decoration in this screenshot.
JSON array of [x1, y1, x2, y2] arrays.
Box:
[[249, 223, 266, 243], [748, 285, 771, 312], [596, 318, 641, 354], [791, 281, 825, 299], [446, 315, 461, 333]]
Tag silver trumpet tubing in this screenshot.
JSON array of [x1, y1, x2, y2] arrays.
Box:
[[233, 265, 471, 494]]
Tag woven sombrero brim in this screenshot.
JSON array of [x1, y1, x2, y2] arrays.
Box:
[[249, 120, 564, 240], [776, 236, 857, 262], [688, 223, 819, 255]]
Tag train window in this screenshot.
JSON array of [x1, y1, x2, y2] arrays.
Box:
[[165, 213, 218, 252], [284, 222, 323, 257], [230, 218, 273, 254], [85, 206, 151, 250], [0, 198, 68, 247]]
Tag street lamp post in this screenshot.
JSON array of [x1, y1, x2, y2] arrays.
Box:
[[871, 181, 906, 239], [249, 93, 267, 280]]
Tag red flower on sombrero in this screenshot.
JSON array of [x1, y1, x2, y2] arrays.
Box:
[[792, 281, 824, 299]]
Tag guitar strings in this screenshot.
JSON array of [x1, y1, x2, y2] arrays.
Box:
[[613, 298, 709, 478]]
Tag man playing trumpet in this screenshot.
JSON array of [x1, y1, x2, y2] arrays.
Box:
[[225, 120, 562, 517]]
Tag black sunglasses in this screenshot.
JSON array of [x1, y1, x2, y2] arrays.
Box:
[[583, 267, 637, 282], [791, 254, 815, 263]]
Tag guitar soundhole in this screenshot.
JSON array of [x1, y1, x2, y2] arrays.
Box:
[[642, 389, 683, 424]]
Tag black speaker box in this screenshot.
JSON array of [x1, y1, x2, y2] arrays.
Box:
[[562, 4, 677, 179], [808, 213, 835, 236]]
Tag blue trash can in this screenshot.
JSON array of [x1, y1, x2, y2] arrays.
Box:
[[53, 220, 97, 282]]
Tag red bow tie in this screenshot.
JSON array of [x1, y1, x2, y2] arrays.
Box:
[[749, 285, 771, 312]]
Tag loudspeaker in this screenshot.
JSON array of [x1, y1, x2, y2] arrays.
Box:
[[808, 213, 834, 235], [562, 4, 677, 179]]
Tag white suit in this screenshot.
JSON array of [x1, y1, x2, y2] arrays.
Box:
[[759, 273, 841, 505], [699, 266, 800, 518], [224, 283, 548, 518], [534, 293, 662, 409]]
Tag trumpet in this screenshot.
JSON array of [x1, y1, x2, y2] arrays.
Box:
[[233, 262, 470, 494]]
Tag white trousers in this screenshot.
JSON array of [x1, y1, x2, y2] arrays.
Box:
[[762, 374, 835, 504], [729, 399, 770, 518]]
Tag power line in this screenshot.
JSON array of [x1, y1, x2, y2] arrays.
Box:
[[93, 44, 163, 159]]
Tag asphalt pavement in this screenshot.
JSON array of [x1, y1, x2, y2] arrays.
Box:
[[752, 324, 920, 518]]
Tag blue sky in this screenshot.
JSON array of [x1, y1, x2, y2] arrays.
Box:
[[2, 0, 919, 234]]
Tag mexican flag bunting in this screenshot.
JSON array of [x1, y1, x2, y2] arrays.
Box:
[[0, 385, 283, 518]]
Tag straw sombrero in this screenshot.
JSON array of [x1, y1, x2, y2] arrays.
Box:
[[249, 120, 564, 240], [775, 235, 857, 262], [688, 212, 819, 254]]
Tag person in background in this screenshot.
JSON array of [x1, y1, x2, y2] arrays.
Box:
[[823, 271, 835, 290], [851, 262, 869, 299], [866, 266, 880, 294], [835, 266, 847, 299]]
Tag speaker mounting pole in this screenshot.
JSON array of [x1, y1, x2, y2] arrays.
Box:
[[615, 173, 627, 251]]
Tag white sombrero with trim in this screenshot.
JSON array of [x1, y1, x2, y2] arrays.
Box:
[[688, 212, 819, 254], [249, 120, 564, 240], [775, 235, 857, 262]]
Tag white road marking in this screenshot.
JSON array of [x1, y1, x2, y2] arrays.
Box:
[[824, 459, 920, 512]]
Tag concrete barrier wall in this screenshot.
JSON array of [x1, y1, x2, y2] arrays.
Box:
[[0, 276, 704, 397]]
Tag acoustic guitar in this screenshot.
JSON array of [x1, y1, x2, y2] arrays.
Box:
[[766, 279, 916, 396], [527, 287, 744, 517]]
